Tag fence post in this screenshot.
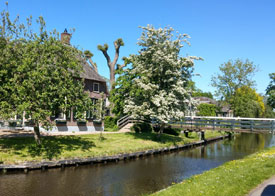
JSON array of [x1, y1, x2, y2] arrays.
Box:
[[272, 120, 274, 132]]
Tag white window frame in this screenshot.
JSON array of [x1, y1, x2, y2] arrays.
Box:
[[93, 82, 99, 92]]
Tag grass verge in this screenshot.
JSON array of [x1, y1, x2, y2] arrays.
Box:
[[103, 127, 118, 132], [150, 146, 275, 196], [0, 131, 224, 164]]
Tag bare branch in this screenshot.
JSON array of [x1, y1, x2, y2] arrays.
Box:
[[98, 44, 111, 68], [113, 38, 124, 68], [88, 58, 98, 73]]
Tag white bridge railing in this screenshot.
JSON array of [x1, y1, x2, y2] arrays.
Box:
[[117, 115, 275, 132], [171, 116, 275, 132]]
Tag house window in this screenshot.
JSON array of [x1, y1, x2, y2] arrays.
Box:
[[86, 110, 93, 120], [93, 83, 99, 92], [66, 109, 71, 120]]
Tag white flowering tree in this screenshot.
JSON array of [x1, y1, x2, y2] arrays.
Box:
[[124, 25, 200, 134]]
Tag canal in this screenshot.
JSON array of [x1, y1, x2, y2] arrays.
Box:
[[0, 133, 275, 196]]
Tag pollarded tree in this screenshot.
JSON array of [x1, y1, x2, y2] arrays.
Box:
[[211, 59, 258, 101], [0, 7, 91, 145], [124, 25, 200, 133], [84, 50, 98, 73], [97, 38, 124, 91]]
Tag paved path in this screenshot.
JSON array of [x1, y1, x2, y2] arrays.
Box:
[[248, 176, 275, 196], [119, 123, 133, 132]]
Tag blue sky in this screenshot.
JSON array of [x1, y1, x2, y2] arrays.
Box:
[[2, 0, 275, 95]]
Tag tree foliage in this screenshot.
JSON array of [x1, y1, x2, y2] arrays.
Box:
[[266, 73, 275, 109], [211, 59, 258, 101], [110, 66, 141, 117], [0, 7, 91, 144], [196, 103, 217, 116], [232, 86, 265, 118], [193, 90, 213, 99], [123, 25, 200, 132], [186, 81, 213, 99]]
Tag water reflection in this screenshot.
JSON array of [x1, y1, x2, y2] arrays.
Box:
[[0, 133, 274, 196]]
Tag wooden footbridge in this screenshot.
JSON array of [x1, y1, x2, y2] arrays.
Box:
[[118, 115, 275, 134], [172, 116, 275, 134]]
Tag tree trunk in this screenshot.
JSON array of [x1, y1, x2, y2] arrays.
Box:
[[33, 123, 41, 145], [110, 66, 115, 91], [158, 123, 165, 139]]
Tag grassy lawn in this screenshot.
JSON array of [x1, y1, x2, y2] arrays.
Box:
[[150, 146, 275, 196], [0, 131, 224, 164], [103, 127, 119, 132]]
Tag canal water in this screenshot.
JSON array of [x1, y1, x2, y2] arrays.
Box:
[[0, 133, 275, 196]]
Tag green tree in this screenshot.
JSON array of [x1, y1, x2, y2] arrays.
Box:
[[197, 103, 217, 116], [186, 81, 213, 99], [0, 7, 91, 144], [211, 59, 258, 101], [110, 66, 141, 117], [94, 93, 106, 140], [124, 25, 200, 134], [232, 86, 265, 118], [263, 104, 275, 118], [266, 73, 275, 109], [193, 90, 213, 99]]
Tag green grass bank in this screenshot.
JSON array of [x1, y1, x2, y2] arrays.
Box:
[[150, 146, 275, 196], [0, 131, 224, 164]]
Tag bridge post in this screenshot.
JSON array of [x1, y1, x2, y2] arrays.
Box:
[[250, 120, 254, 131], [200, 131, 205, 141], [184, 130, 189, 137], [212, 119, 215, 130], [228, 132, 233, 139], [231, 120, 235, 131], [272, 120, 275, 132]]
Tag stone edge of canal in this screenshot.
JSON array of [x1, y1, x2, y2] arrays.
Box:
[[0, 135, 229, 174]]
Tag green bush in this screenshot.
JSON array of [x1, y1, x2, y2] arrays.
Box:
[[104, 116, 118, 128], [153, 125, 181, 136], [8, 121, 17, 127], [197, 103, 217, 116], [130, 122, 152, 133]]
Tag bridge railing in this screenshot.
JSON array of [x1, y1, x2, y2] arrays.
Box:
[[117, 115, 153, 130], [170, 116, 275, 132], [117, 115, 275, 132]]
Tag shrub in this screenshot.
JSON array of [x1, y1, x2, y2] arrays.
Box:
[[104, 116, 118, 128], [8, 121, 18, 127], [197, 103, 217, 116], [130, 122, 152, 133], [153, 125, 181, 136]]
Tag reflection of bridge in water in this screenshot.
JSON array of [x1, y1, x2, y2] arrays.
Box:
[[171, 116, 275, 134]]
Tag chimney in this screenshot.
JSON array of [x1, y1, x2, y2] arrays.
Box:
[[61, 28, 71, 45]]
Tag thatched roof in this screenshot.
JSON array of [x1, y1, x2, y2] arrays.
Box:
[[79, 59, 106, 83], [194, 97, 217, 105]]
